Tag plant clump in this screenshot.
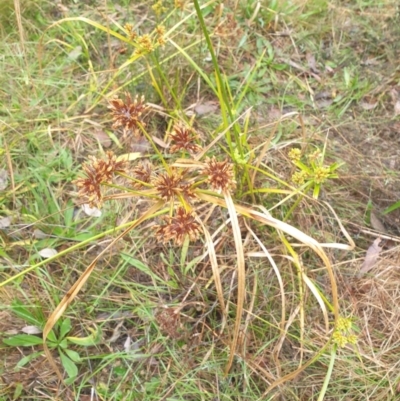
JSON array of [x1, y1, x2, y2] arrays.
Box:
[[74, 95, 238, 247]]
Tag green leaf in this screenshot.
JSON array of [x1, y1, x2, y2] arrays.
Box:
[[63, 348, 81, 363], [59, 350, 78, 379], [58, 338, 68, 349], [383, 201, 400, 215], [113, 365, 128, 377], [63, 202, 74, 228], [3, 334, 43, 347], [13, 382, 24, 400], [67, 326, 102, 346], [16, 350, 43, 368], [47, 329, 58, 344], [180, 236, 190, 270], [121, 254, 165, 284], [313, 184, 321, 199], [271, 63, 287, 71], [11, 300, 43, 327], [59, 318, 72, 339], [70, 232, 96, 241], [184, 255, 203, 275]]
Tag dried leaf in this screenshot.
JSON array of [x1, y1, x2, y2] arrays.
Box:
[[194, 101, 219, 116], [123, 335, 131, 352], [0, 216, 11, 228], [93, 130, 112, 148], [57, 3, 69, 13], [21, 325, 42, 335], [361, 57, 380, 66], [314, 91, 333, 109], [4, 329, 18, 335], [150, 135, 168, 149], [108, 320, 124, 343], [370, 211, 386, 233], [0, 169, 8, 190], [389, 87, 400, 102], [306, 52, 319, 73], [82, 204, 102, 217], [117, 152, 141, 162], [315, 97, 333, 109], [38, 248, 58, 258], [394, 100, 400, 116], [67, 46, 82, 61], [360, 96, 378, 110], [33, 229, 48, 239], [268, 107, 282, 120], [130, 136, 151, 154], [357, 238, 383, 278]]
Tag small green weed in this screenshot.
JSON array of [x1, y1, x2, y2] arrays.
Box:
[[3, 300, 101, 384]]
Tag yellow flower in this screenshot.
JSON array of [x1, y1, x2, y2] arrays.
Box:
[[336, 317, 352, 332], [152, 0, 167, 16], [135, 34, 155, 55], [291, 170, 308, 185], [313, 166, 330, 184], [288, 148, 301, 162], [307, 149, 321, 162], [124, 23, 136, 40], [332, 317, 357, 348]]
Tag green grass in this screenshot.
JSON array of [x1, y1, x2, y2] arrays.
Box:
[[1, 0, 400, 400]]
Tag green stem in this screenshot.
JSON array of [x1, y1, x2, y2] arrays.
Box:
[[192, 0, 241, 154], [318, 345, 337, 401]]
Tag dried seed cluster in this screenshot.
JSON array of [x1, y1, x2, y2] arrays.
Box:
[[74, 151, 126, 207], [168, 123, 202, 154], [132, 161, 153, 189], [75, 91, 238, 246], [153, 170, 195, 202], [202, 156, 236, 192], [108, 93, 148, 135], [154, 207, 201, 245]]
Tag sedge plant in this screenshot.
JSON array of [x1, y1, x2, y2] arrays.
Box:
[[1, 0, 357, 396]]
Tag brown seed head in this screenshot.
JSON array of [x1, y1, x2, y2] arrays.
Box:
[[153, 170, 194, 201], [134, 34, 155, 55], [202, 157, 236, 192], [132, 161, 153, 188], [155, 207, 201, 245], [155, 25, 166, 46], [168, 123, 202, 154], [156, 307, 179, 338], [108, 93, 147, 135], [156, 25, 166, 36], [124, 23, 137, 40], [73, 151, 126, 207]]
